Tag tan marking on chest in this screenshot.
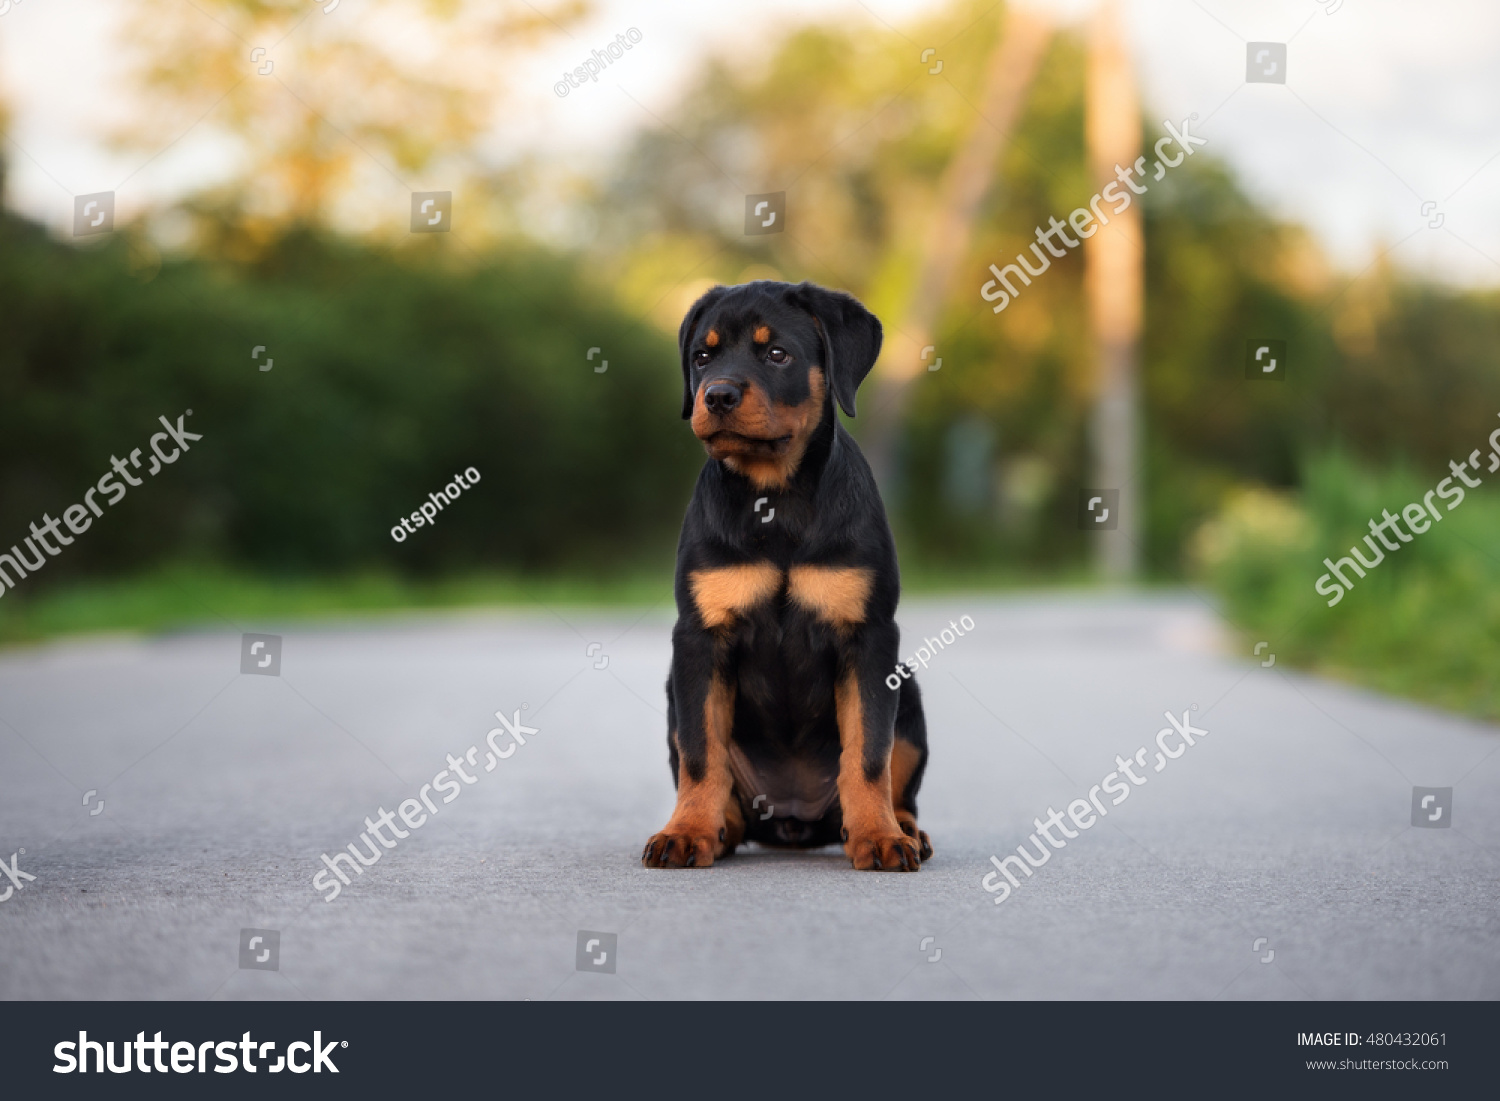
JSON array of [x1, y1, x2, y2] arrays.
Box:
[[690, 563, 783, 629], [787, 565, 873, 629]]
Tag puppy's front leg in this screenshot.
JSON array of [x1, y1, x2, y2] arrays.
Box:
[[643, 631, 734, 869], [836, 635, 921, 872]]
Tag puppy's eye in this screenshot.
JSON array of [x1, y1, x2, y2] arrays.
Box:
[[767, 347, 790, 365], [693, 350, 712, 367]]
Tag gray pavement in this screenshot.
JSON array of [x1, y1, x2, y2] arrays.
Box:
[[1, 592, 1497, 1000]]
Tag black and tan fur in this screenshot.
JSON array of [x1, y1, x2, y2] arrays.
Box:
[[641, 281, 932, 872]]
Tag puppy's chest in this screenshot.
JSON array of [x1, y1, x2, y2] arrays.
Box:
[[687, 562, 873, 640]]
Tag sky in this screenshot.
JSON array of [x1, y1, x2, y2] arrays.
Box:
[[2, 0, 1498, 285]]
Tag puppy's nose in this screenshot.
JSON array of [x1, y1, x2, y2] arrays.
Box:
[[704, 382, 742, 415]]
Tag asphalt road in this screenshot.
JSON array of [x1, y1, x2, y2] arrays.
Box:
[[1, 592, 1497, 1000]]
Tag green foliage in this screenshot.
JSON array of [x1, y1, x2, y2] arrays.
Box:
[[5, 0, 1500, 732], [594, 0, 1500, 585], [0, 215, 701, 592], [1193, 448, 1500, 719]]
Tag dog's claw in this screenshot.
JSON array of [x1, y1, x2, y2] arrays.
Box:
[[642, 827, 721, 869], [846, 830, 922, 872]]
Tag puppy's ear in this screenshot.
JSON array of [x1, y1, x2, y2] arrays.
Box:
[[788, 282, 883, 417], [677, 285, 728, 419]]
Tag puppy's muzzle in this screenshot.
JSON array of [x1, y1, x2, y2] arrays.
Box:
[[703, 382, 742, 415]]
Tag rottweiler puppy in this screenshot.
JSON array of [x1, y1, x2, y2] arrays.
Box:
[[642, 280, 932, 872]]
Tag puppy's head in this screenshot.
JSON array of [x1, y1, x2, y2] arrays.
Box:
[[677, 281, 883, 489]]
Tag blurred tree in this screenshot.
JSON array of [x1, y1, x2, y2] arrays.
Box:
[[0, 59, 11, 204], [861, 5, 1053, 493], [0, 215, 697, 582], [5, 0, 1494, 599], [116, 0, 584, 235], [586, 0, 1355, 576]]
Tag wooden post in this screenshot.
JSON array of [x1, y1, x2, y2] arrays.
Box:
[[1085, 0, 1143, 581]]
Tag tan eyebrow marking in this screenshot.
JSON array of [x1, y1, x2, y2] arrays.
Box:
[[753, 325, 771, 344], [704, 329, 720, 347]]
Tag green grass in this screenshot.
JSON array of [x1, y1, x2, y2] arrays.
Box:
[[0, 559, 1082, 647], [1193, 450, 1500, 722], [0, 563, 681, 645]]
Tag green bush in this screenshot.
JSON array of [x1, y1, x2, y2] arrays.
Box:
[[1193, 445, 1500, 718], [0, 215, 701, 592]]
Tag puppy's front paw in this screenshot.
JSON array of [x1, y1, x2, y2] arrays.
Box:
[[641, 825, 723, 868], [845, 829, 921, 872], [896, 813, 934, 862]]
